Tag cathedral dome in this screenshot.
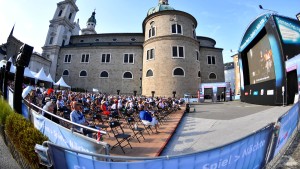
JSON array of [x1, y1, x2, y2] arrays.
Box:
[[147, 1, 174, 16], [87, 11, 96, 24]]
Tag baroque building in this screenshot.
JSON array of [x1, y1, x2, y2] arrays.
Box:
[[46, 0, 224, 97]]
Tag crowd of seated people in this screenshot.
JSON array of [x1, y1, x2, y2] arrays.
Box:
[[21, 85, 183, 139]]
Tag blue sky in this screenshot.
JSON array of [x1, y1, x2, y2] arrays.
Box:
[[0, 0, 299, 63]]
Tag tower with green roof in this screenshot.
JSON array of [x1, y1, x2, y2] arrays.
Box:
[[82, 11, 97, 35], [142, 0, 202, 97]]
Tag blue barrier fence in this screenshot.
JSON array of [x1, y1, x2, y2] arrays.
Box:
[[37, 102, 300, 169], [273, 102, 299, 157], [43, 123, 274, 169]]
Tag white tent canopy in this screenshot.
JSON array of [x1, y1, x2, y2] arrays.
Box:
[[24, 67, 35, 79], [47, 74, 54, 83], [34, 67, 52, 83], [54, 77, 71, 88]]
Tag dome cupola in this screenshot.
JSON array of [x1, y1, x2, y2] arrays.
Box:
[[147, 0, 174, 16], [87, 11, 96, 25]]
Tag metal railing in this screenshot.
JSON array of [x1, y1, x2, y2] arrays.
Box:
[[24, 99, 107, 135]]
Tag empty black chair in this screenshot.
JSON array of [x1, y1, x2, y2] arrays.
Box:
[[109, 121, 132, 154], [127, 117, 145, 143], [94, 114, 110, 137]]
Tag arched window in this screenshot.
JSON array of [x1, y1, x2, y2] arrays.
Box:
[[79, 70, 87, 77], [173, 68, 185, 77], [123, 72, 133, 79], [209, 73, 217, 80], [100, 71, 109, 78], [62, 70, 69, 76], [58, 10, 63, 17], [149, 21, 156, 38], [146, 69, 153, 77], [198, 71, 201, 78]]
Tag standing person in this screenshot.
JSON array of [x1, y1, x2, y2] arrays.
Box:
[[56, 95, 65, 112]]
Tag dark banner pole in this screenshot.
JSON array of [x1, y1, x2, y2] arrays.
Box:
[[13, 44, 33, 114], [0, 67, 4, 93], [3, 62, 11, 100]]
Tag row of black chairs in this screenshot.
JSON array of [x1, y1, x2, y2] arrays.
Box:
[[105, 107, 178, 154]]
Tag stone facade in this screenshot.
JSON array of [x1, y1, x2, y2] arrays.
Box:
[[224, 62, 235, 93], [28, 52, 52, 74], [232, 54, 241, 95], [51, 0, 225, 97], [57, 33, 144, 95]]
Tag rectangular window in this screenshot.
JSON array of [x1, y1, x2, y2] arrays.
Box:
[[147, 50, 149, 60], [101, 54, 111, 63], [207, 56, 216, 65], [147, 49, 155, 60], [177, 25, 182, 34], [179, 47, 184, 57], [172, 47, 178, 57], [172, 24, 176, 33], [172, 46, 184, 58], [212, 56, 216, 64], [124, 54, 134, 64], [172, 24, 182, 34], [193, 24, 197, 39], [152, 27, 156, 37], [64, 55, 72, 63], [81, 54, 90, 63], [149, 26, 156, 38], [196, 51, 199, 61]]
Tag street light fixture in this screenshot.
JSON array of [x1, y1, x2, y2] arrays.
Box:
[[258, 5, 278, 14], [151, 91, 155, 98], [172, 91, 176, 98]]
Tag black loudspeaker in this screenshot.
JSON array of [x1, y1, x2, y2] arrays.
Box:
[[16, 44, 34, 67]]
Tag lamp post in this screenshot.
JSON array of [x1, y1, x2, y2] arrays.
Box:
[[151, 91, 155, 98], [0, 67, 4, 92], [133, 90, 137, 97], [3, 62, 11, 100], [117, 90, 120, 95], [282, 86, 285, 107], [172, 91, 176, 98], [13, 44, 33, 114]]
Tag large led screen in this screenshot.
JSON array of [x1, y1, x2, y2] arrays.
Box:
[[247, 34, 275, 85]]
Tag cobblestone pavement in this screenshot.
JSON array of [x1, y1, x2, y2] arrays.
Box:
[[0, 135, 21, 169], [274, 131, 300, 169]]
